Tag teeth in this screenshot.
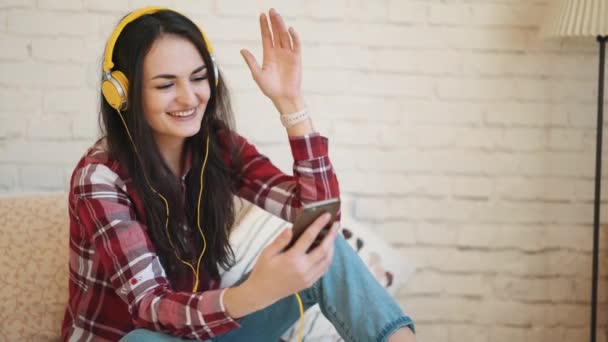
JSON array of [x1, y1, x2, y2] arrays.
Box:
[[168, 108, 195, 117]]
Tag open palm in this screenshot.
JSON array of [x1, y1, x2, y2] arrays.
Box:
[[241, 9, 302, 105]]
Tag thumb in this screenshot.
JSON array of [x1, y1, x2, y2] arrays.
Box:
[[240, 49, 261, 78], [265, 228, 292, 255]]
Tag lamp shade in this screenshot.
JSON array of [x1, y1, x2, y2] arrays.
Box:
[[541, 0, 608, 38]]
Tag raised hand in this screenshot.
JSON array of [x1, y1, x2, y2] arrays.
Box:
[[240, 8, 304, 114]]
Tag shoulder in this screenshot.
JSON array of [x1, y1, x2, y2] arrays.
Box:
[[217, 128, 248, 150], [216, 129, 260, 167], [69, 138, 129, 197]]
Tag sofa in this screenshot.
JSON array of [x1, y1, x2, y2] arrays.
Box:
[[0, 194, 413, 341]]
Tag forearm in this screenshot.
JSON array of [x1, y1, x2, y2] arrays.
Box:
[[286, 117, 314, 137]]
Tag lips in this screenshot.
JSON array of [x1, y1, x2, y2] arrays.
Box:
[[167, 107, 196, 117]]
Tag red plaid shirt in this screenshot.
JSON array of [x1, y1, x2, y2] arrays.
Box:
[[61, 132, 340, 341]]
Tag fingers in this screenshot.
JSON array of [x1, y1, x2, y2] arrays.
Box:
[[306, 238, 336, 284], [240, 49, 261, 76], [263, 228, 292, 256], [307, 222, 339, 264], [308, 251, 333, 284], [269, 8, 292, 49], [259, 13, 273, 50], [289, 27, 301, 53], [259, 9, 299, 52], [290, 213, 332, 255]]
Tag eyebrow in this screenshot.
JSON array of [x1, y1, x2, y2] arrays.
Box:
[[151, 65, 207, 80]]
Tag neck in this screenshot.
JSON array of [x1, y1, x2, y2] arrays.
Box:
[[155, 135, 186, 177]]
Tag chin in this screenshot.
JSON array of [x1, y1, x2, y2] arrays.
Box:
[[178, 126, 203, 139], [171, 119, 204, 138]]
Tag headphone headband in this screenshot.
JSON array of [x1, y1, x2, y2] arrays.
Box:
[[102, 6, 215, 73]]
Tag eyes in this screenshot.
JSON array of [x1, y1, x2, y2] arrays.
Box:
[[155, 74, 208, 90]]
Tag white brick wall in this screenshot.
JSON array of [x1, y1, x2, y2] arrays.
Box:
[[1, 1, 607, 341]]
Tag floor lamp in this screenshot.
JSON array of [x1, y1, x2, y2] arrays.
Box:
[[542, 1, 607, 341]]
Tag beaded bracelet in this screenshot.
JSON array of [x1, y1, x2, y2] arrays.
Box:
[[280, 108, 309, 128]]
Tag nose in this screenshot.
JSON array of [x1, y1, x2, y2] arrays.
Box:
[[176, 82, 198, 107]]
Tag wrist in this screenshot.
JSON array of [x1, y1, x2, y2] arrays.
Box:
[[273, 95, 306, 115], [224, 279, 271, 319], [280, 107, 309, 128]]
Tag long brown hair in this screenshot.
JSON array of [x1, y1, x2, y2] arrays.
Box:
[[99, 9, 242, 281]]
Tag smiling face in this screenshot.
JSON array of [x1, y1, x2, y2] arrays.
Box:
[[141, 33, 211, 150]]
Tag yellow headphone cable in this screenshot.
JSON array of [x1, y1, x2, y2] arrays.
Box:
[[115, 109, 208, 292]]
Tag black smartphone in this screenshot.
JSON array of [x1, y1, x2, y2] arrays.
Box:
[[284, 198, 341, 252]]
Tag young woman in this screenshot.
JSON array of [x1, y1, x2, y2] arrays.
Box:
[[61, 7, 416, 342]]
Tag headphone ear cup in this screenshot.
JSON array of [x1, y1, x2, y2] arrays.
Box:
[[102, 70, 129, 110], [210, 55, 219, 86]]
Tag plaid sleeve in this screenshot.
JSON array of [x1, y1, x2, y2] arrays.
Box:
[[73, 163, 240, 339], [233, 132, 340, 222]]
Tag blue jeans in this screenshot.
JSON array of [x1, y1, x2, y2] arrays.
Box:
[[121, 235, 415, 342]]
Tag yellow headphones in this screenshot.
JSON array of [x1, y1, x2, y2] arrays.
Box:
[[101, 6, 219, 111]]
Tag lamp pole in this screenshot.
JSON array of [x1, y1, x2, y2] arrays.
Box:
[[591, 35, 606, 342]]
